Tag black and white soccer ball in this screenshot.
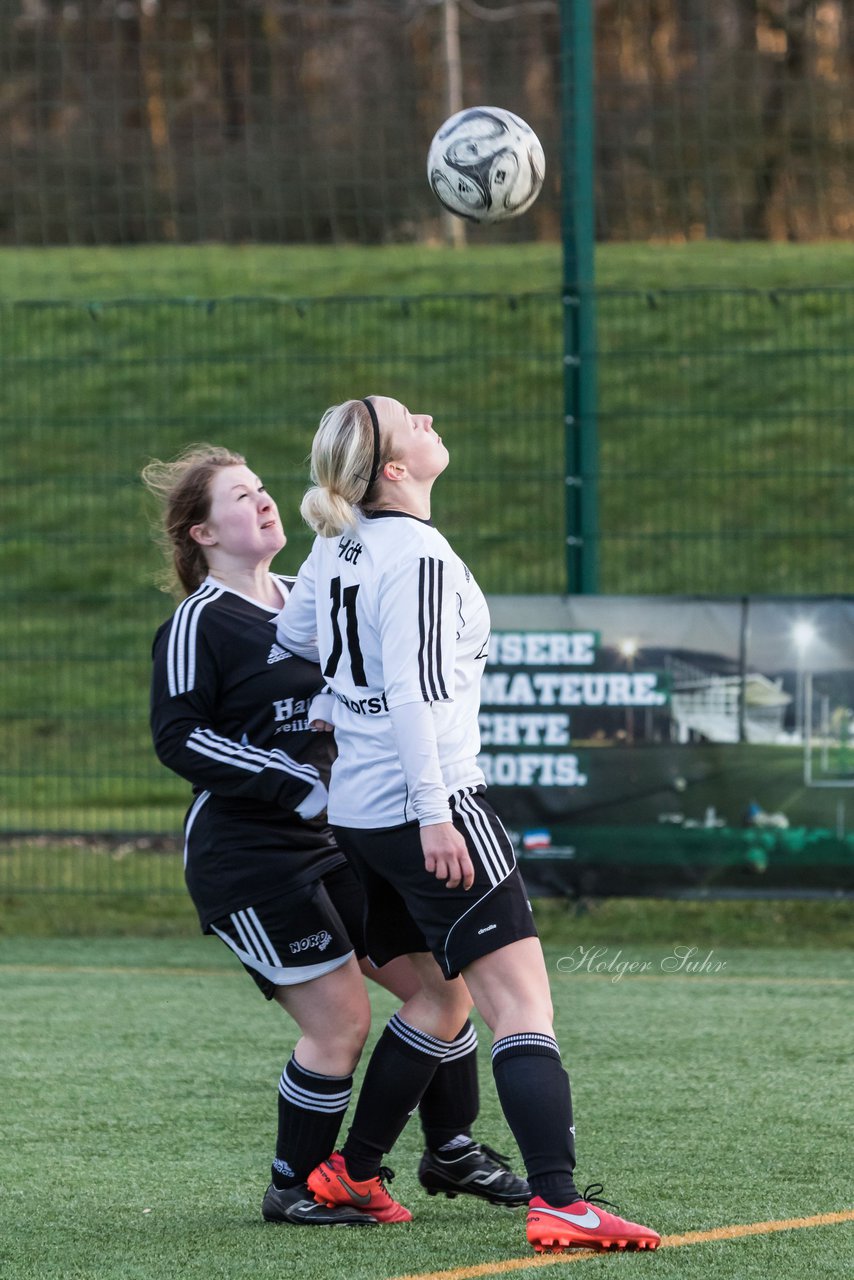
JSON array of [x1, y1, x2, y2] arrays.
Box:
[[427, 106, 545, 224]]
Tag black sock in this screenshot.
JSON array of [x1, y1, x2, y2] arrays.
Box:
[[491, 1033, 579, 1205], [272, 1055, 352, 1188], [341, 1013, 453, 1181], [419, 1020, 479, 1151]]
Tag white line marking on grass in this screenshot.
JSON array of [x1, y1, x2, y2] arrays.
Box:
[[388, 1208, 854, 1280]]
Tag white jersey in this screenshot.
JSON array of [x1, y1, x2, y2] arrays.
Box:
[[277, 510, 489, 828]]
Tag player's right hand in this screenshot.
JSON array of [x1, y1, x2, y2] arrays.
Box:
[[420, 822, 474, 891]]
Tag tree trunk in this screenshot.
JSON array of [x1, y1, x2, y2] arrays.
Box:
[[139, 8, 178, 241], [742, 0, 811, 239]]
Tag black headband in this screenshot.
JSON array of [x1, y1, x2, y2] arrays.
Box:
[[361, 397, 382, 493]]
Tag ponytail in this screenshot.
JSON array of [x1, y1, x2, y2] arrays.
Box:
[[301, 399, 389, 538]]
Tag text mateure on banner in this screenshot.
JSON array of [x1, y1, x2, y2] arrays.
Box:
[[480, 597, 854, 897]]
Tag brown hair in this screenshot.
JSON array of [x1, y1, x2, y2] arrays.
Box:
[[300, 398, 391, 538], [141, 444, 245, 597]]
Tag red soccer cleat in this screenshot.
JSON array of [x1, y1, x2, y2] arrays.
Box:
[[526, 1185, 661, 1253], [307, 1152, 412, 1224]]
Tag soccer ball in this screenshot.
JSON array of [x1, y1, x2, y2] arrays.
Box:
[[427, 106, 545, 224]]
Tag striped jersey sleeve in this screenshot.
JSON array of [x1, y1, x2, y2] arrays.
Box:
[[416, 556, 449, 701], [379, 550, 457, 709], [164, 582, 223, 695], [150, 586, 321, 808]]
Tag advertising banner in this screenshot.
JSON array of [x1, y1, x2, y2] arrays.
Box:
[[482, 596, 854, 897]]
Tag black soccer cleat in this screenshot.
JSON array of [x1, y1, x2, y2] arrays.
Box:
[[418, 1141, 531, 1207], [262, 1181, 378, 1226]]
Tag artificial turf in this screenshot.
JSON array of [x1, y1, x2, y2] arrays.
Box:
[[2, 917, 851, 1279]]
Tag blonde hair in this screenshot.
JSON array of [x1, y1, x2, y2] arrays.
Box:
[[141, 444, 245, 597], [300, 398, 391, 538]]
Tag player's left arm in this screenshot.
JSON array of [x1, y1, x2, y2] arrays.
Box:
[[379, 552, 473, 890]]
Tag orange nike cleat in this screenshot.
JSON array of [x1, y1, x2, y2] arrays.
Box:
[[307, 1152, 413, 1224], [526, 1186, 661, 1253]]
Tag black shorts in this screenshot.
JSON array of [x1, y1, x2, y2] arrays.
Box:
[[206, 863, 367, 1000], [332, 787, 538, 979]]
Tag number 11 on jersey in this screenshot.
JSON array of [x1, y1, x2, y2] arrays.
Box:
[[324, 576, 367, 686]]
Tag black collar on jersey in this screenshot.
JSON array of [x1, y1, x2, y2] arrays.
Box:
[[364, 509, 435, 526], [361, 397, 382, 492]]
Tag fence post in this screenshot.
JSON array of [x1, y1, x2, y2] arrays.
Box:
[[560, 0, 598, 594]]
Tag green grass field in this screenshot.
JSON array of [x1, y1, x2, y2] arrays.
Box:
[[4, 241, 854, 299], [2, 899, 852, 1280], [1, 241, 853, 833]]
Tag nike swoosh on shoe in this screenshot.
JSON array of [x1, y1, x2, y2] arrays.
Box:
[[336, 1176, 373, 1207], [535, 1206, 601, 1229]]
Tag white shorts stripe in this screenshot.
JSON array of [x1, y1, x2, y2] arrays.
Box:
[[463, 789, 514, 877], [228, 909, 258, 958], [440, 794, 518, 975], [210, 925, 353, 988], [454, 790, 511, 886], [235, 907, 282, 968], [246, 907, 284, 967], [231, 908, 273, 965], [452, 796, 498, 886]]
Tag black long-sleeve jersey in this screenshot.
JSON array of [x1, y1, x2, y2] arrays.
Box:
[[150, 574, 346, 927]]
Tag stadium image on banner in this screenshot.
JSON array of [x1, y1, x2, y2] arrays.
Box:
[[484, 595, 854, 898]]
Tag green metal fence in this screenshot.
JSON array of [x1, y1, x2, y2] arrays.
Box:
[[1, 287, 853, 844], [595, 285, 854, 593], [2, 0, 852, 246]]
